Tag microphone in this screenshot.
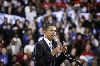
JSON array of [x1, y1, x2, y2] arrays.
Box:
[[65, 53, 82, 66]]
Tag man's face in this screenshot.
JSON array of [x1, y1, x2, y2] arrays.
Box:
[[44, 26, 57, 40]]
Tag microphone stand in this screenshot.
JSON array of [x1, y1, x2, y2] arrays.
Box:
[[64, 53, 83, 66], [61, 41, 83, 66], [53, 36, 84, 66]]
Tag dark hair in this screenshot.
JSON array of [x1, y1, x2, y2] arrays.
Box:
[[43, 23, 55, 31]]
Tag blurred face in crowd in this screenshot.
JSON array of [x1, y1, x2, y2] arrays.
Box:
[[16, 19, 21, 26], [30, 7, 33, 12], [44, 26, 57, 41], [80, 17, 85, 23], [11, 37, 17, 45], [8, 5, 12, 14], [91, 35, 95, 40], [17, 6, 23, 13], [2, 48, 7, 55], [27, 29, 32, 35], [45, 0, 50, 2], [25, 20, 29, 26], [79, 22, 83, 27], [12, 55, 17, 63], [4, 17, 8, 24], [39, 28, 43, 35], [7, 24, 11, 29], [85, 27, 90, 34], [85, 44, 91, 51], [29, 39, 34, 45], [19, 22, 23, 28], [56, 22, 60, 29], [72, 27, 76, 32], [48, 16, 53, 23], [77, 34, 82, 40], [46, 9, 52, 15]]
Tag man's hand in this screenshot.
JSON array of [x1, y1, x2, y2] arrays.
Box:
[[51, 41, 67, 56], [61, 41, 67, 54], [51, 44, 62, 56]]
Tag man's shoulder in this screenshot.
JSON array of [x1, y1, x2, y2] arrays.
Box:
[[35, 39, 45, 46]]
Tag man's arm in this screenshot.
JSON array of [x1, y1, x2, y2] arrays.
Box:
[[35, 42, 56, 65], [35, 42, 45, 66], [55, 52, 66, 66], [54, 43, 67, 66]]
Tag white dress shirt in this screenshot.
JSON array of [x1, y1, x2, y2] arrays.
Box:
[[44, 37, 52, 52], [24, 44, 35, 53]]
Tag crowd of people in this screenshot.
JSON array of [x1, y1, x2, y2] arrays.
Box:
[[0, 0, 100, 66]]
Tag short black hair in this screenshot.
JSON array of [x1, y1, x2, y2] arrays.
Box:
[[43, 23, 55, 31]]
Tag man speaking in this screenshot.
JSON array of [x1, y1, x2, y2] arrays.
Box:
[[33, 23, 67, 66], [33, 23, 85, 66]]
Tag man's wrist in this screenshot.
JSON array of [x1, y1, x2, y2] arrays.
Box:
[[51, 51, 55, 56]]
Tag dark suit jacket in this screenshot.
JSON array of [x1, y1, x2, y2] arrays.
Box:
[[34, 39, 66, 66]]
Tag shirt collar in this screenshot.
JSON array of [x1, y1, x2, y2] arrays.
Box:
[[44, 36, 51, 45]]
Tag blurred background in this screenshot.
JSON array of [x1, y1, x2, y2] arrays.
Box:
[[0, 0, 100, 66]]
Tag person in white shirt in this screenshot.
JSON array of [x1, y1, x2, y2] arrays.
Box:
[[7, 37, 22, 55], [25, 4, 37, 22], [52, 10, 64, 22], [24, 39, 35, 54], [76, 22, 85, 34], [90, 34, 99, 48]]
